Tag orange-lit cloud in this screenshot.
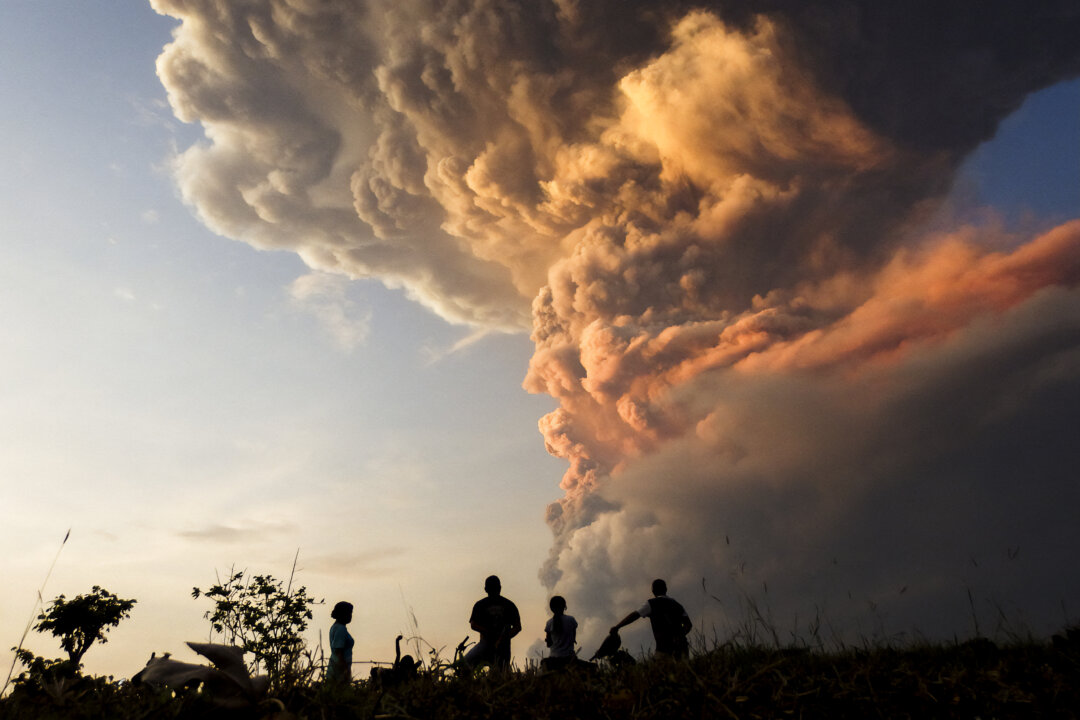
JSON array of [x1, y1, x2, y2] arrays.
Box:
[[152, 0, 1080, 648]]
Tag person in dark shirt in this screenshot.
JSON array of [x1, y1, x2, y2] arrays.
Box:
[[464, 575, 521, 670], [610, 579, 692, 658]]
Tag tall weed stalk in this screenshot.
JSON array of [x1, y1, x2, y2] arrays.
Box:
[[2, 529, 69, 696]]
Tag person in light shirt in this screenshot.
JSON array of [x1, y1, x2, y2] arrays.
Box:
[[542, 595, 578, 670], [326, 601, 355, 683]]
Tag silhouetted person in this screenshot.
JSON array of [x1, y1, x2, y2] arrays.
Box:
[[591, 631, 622, 661], [326, 601, 355, 683], [542, 595, 578, 671], [464, 575, 521, 670], [610, 579, 692, 659], [392, 634, 420, 679], [371, 634, 420, 687], [590, 630, 636, 668]]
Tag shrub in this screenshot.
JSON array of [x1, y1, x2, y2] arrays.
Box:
[[193, 569, 321, 693], [33, 586, 136, 669], [5, 586, 136, 705]]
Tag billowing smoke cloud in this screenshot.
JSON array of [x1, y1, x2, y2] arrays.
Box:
[[152, 0, 1080, 647]]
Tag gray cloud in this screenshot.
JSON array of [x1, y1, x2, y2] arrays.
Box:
[[289, 272, 371, 351], [549, 285, 1080, 651], [301, 548, 408, 578], [178, 519, 298, 543]]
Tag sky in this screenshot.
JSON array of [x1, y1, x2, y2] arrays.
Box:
[[1, 0, 1078, 682]]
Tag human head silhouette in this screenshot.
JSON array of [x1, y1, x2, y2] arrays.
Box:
[[651, 579, 667, 596], [549, 595, 567, 614], [484, 575, 501, 595], [331, 601, 353, 622]]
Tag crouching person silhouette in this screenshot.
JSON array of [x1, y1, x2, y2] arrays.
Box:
[[464, 575, 521, 671], [371, 634, 420, 687], [610, 579, 692, 659]]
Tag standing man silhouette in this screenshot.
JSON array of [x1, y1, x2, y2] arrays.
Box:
[[610, 579, 692, 659], [464, 575, 521, 670]]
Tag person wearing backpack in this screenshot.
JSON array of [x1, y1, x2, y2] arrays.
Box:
[[610, 579, 692, 659]]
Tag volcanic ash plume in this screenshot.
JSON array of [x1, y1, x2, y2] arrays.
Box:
[[152, 0, 1080, 642]]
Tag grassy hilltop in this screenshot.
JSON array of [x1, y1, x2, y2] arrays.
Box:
[[3, 629, 1079, 719]]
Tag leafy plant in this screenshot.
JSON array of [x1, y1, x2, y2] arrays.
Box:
[[32, 586, 136, 670], [5, 585, 135, 705], [192, 568, 321, 692]]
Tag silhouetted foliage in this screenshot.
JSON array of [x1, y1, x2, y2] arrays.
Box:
[[5, 634, 1080, 719], [5, 586, 135, 707], [4, 574, 1077, 718], [33, 586, 136, 669], [192, 569, 321, 693]]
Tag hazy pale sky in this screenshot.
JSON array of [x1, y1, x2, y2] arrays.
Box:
[[1, 0, 564, 677], [2, 1, 1078, 680]]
